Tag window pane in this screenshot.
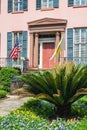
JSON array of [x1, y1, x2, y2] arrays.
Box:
[[81, 0, 86, 5], [14, 33, 17, 45], [19, 0, 23, 10], [81, 44, 86, 57], [42, 0, 47, 8], [49, 0, 53, 8], [74, 0, 80, 5], [74, 44, 79, 57], [14, 0, 18, 11], [74, 29, 80, 43], [81, 28, 86, 43], [19, 32, 22, 46]]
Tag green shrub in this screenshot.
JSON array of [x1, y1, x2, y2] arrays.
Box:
[[0, 67, 19, 92], [21, 63, 87, 117], [0, 90, 7, 98]]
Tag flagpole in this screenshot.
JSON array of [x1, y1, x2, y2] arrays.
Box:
[[55, 32, 60, 63]]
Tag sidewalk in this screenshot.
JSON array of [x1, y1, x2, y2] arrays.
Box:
[[0, 95, 29, 116]]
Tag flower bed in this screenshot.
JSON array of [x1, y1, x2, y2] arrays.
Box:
[[0, 97, 87, 130]]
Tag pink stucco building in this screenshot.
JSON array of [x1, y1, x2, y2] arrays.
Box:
[[0, 0, 87, 71]]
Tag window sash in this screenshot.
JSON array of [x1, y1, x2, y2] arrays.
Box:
[[73, 28, 87, 58], [13, 0, 23, 11], [74, 29, 87, 44], [42, 0, 53, 8], [74, 0, 87, 6]]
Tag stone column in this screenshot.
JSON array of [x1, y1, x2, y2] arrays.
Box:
[[29, 33, 34, 68], [55, 32, 60, 63], [34, 33, 39, 68]]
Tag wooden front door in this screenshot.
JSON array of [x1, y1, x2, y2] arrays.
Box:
[[43, 42, 55, 69]]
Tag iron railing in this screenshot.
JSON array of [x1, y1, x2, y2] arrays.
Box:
[[0, 57, 87, 72], [0, 58, 29, 73], [58, 57, 87, 65]]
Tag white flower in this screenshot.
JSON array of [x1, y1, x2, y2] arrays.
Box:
[[20, 57, 25, 61]]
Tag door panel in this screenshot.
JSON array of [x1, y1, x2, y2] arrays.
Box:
[[43, 42, 55, 69]]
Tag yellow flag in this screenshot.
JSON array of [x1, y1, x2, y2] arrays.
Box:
[[50, 36, 64, 60]]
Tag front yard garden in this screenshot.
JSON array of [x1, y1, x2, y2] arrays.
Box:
[[0, 96, 87, 130], [0, 63, 87, 129]]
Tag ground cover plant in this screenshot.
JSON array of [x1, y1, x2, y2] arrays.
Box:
[[0, 97, 87, 130], [20, 63, 87, 117]]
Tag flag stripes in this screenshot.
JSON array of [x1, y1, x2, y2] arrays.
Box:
[[9, 37, 20, 60]]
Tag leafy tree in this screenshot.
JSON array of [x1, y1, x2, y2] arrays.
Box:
[[21, 63, 87, 117]]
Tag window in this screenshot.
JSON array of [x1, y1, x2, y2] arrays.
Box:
[[12, 32, 22, 65], [73, 28, 87, 63], [74, 0, 87, 6], [36, 0, 59, 10], [7, 31, 27, 66], [41, 0, 53, 8], [8, 0, 28, 13]]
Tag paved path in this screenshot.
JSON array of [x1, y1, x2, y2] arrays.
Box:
[[0, 95, 29, 116]]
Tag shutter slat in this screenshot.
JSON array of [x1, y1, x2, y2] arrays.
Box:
[[23, 0, 28, 11], [53, 0, 59, 8], [8, 0, 12, 13], [67, 28, 73, 61], [36, 0, 41, 10]]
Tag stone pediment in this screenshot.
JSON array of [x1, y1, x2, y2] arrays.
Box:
[[28, 18, 67, 26]]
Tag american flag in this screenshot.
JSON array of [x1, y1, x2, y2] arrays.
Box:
[[9, 37, 20, 60]]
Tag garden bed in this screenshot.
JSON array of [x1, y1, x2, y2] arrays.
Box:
[[0, 96, 87, 130]]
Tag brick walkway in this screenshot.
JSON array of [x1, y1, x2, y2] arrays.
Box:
[[0, 95, 29, 116]]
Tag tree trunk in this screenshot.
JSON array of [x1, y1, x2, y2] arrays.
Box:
[[56, 103, 71, 117]]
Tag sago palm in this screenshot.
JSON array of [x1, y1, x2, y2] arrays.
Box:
[[21, 63, 87, 117]]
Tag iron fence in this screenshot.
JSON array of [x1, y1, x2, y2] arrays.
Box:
[[0, 57, 87, 72], [0, 58, 29, 73], [58, 57, 87, 65]]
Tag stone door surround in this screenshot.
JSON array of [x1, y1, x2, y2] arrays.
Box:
[[27, 18, 67, 68]]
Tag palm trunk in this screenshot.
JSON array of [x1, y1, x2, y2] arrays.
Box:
[[56, 103, 71, 117]]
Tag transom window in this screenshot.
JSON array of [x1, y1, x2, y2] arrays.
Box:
[[41, 0, 53, 8], [73, 28, 87, 63], [13, 0, 23, 11], [74, 0, 87, 6]]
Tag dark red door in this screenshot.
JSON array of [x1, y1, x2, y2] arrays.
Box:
[[43, 42, 55, 69]]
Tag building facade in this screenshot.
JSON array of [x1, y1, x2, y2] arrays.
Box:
[[0, 0, 87, 70]]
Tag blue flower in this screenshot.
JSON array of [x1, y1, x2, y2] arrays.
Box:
[[20, 123, 26, 127], [55, 127, 59, 130]]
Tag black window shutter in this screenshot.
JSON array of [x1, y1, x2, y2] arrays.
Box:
[[36, 0, 41, 10], [68, 0, 73, 6], [8, 0, 12, 13], [53, 0, 59, 8], [7, 32, 12, 66], [67, 28, 73, 61], [23, 0, 28, 11]]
